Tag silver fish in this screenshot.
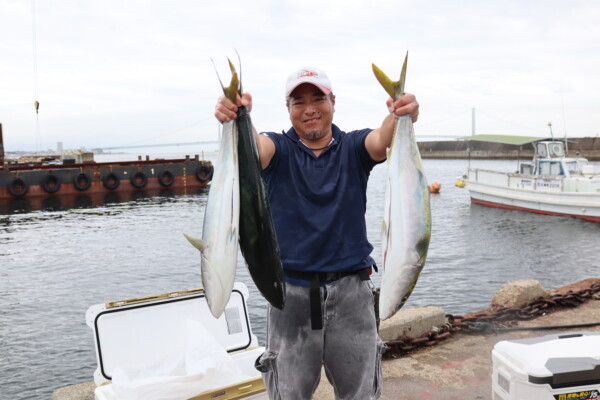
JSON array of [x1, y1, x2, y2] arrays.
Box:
[[372, 53, 432, 320], [184, 66, 240, 318]]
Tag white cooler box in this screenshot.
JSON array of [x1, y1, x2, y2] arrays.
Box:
[[492, 331, 600, 400], [86, 282, 267, 400]]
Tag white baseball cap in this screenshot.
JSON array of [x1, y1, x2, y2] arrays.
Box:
[[285, 67, 332, 97]]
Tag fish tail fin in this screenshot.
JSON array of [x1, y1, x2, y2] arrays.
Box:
[[371, 51, 408, 100], [210, 58, 240, 102], [233, 50, 243, 95], [183, 233, 207, 252]]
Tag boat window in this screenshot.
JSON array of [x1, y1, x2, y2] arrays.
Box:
[[538, 161, 564, 176], [536, 143, 548, 158], [520, 163, 534, 175], [566, 162, 580, 175], [550, 162, 563, 175], [548, 143, 564, 157], [577, 160, 590, 169]]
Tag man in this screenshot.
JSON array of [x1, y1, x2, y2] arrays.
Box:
[[215, 66, 419, 400]]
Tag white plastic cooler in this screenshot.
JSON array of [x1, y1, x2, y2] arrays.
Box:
[[492, 331, 600, 400], [86, 282, 267, 400]]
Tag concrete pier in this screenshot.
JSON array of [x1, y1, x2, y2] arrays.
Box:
[[51, 278, 600, 400], [314, 278, 600, 399]]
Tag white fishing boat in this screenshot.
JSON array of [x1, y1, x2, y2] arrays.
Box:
[[461, 135, 600, 223]]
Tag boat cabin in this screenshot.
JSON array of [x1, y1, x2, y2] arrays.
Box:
[[520, 140, 591, 178], [462, 135, 600, 221]]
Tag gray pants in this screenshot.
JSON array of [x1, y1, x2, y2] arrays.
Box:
[[255, 274, 385, 400]]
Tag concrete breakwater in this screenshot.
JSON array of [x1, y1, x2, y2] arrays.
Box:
[[418, 136, 600, 160]]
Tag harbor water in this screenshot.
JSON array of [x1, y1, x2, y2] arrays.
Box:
[[1, 151, 598, 399]]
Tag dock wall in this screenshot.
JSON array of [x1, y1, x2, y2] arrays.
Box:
[[418, 137, 600, 160]]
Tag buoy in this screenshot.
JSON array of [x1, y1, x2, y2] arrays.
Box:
[[429, 180, 441, 193], [455, 178, 465, 188]]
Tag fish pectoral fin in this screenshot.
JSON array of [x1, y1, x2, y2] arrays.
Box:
[[381, 219, 389, 237], [229, 225, 238, 242], [183, 233, 207, 252], [416, 234, 431, 259]]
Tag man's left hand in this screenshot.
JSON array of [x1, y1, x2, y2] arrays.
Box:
[[387, 93, 419, 123]]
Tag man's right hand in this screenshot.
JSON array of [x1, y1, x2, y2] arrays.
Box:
[[214, 92, 253, 123], [214, 91, 274, 169]]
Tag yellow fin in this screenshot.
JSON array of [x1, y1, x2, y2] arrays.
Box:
[[371, 51, 408, 100], [210, 58, 240, 103], [183, 233, 207, 252]]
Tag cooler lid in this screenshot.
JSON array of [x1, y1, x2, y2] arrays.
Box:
[[530, 357, 600, 388], [494, 331, 600, 387], [86, 282, 256, 382]]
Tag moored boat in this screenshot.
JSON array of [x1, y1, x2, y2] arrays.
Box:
[[462, 135, 600, 223], [0, 126, 214, 201], [0, 156, 213, 200]]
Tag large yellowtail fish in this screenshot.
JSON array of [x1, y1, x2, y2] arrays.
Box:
[[372, 53, 431, 320], [234, 61, 286, 310], [184, 61, 240, 318]]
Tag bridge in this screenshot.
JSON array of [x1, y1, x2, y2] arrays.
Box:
[[93, 136, 465, 152], [92, 140, 219, 151]]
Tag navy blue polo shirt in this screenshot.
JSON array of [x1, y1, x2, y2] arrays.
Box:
[[262, 124, 383, 286]]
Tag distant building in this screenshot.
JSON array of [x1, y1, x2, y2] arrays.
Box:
[[62, 151, 94, 164]]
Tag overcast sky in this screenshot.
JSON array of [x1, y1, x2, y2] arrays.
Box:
[[1, 0, 599, 151]]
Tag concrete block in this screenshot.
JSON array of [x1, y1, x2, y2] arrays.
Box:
[[51, 381, 95, 400], [491, 279, 549, 309], [379, 306, 446, 342]]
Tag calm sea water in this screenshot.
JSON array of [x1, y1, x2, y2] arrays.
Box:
[[1, 150, 598, 399]]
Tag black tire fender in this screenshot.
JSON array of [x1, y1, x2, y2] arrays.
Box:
[[41, 174, 61, 194], [103, 172, 120, 190], [130, 171, 147, 188], [158, 170, 174, 187], [196, 164, 214, 182], [8, 178, 28, 197], [73, 172, 91, 191]]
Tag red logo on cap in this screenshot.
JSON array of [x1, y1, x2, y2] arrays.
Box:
[[298, 70, 318, 79]]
